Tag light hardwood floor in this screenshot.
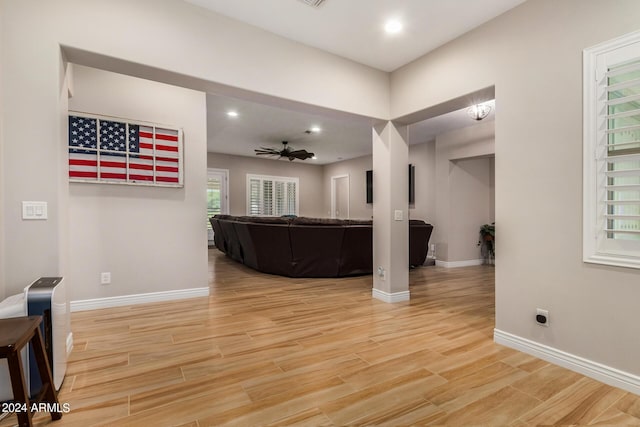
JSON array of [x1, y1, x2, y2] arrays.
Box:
[[3, 249, 639, 426]]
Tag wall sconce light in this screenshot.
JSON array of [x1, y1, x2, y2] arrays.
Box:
[[467, 104, 492, 121]]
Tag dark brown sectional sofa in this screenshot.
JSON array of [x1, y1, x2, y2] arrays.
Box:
[[210, 215, 433, 278]]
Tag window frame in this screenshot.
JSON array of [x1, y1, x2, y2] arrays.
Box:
[[246, 173, 299, 217], [583, 30, 640, 269]]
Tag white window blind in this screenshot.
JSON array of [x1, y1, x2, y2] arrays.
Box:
[[246, 174, 299, 216], [584, 30, 640, 268]]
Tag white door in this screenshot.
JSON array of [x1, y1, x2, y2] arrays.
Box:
[[331, 175, 349, 219], [207, 169, 229, 245]]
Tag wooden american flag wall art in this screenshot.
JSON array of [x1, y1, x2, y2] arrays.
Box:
[[68, 112, 183, 187]]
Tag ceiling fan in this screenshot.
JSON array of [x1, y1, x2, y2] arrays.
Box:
[[254, 141, 315, 161]]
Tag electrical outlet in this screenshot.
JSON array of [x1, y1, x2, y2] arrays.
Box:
[[377, 266, 385, 280], [536, 308, 549, 327], [101, 272, 111, 285]]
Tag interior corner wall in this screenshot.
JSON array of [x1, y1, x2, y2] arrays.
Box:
[[408, 141, 436, 224], [392, 0, 640, 376], [1, 1, 66, 296], [433, 122, 495, 262], [321, 142, 435, 222], [322, 155, 373, 220], [68, 65, 207, 301], [449, 157, 492, 262], [207, 152, 324, 218]]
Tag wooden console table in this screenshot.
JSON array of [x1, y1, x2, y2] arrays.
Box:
[[0, 316, 62, 427]]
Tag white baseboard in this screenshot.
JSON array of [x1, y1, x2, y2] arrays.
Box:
[[70, 287, 209, 312], [372, 288, 410, 303], [494, 328, 640, 396], [66, 332, 73, 355], [435, 259, 484, 268]]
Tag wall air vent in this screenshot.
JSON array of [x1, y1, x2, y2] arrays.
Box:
[[297, 0, 327, 8]]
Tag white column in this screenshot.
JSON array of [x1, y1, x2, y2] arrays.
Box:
[[372, 121, 409, 303]]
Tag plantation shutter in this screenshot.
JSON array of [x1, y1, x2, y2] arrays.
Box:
[[287, 182, 296, 215], [249, 178, 261, 216], [207, 177, 222, 231], [274, 181, 285, 216], [246, 174, 298, 216], [584, 31, 640, 269], [262, 180, 273, 216], [604, 59, 640, 240]]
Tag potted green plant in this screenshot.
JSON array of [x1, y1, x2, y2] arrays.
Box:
[[478, 222, 495, 265]]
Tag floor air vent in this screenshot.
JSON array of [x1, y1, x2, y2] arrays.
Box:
[[297, 0, 327, 8]]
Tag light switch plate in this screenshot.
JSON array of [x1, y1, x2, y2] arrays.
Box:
[[22, 201, 48, 220], [394, 210, 403, 221]]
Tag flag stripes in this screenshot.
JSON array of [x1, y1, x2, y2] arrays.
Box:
[[68, 115, 182, 186]]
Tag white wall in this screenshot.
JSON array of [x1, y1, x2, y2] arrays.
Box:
[[393, 0, 640, 376], [67, 65, 207, 301], [207, 152, 324, 218]]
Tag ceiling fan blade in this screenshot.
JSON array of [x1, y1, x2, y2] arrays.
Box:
[[255, 147, 280, 155], [289, 150, 315, 160]]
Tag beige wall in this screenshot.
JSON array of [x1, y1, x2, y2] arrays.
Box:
[[0, 0, 4, 300], [393, 0, 640, 375], [67, 65, 208, 301], [1, 2, 66, 297], [434, 121, 495, 263], [449, 157, 493, 262], [3, 0, 640, 384], [321, 142, 436, 223], [409, 141, 436, 224], [207, 152, 324, 218], [0, 0, 388, 298], [322, 155, 373, 220]]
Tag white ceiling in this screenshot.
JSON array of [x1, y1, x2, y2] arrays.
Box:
[[194, 0, 506, 163], [184, 0, 525, 72], [207, 94, 494, 165]]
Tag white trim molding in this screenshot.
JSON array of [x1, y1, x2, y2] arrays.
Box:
[[435, 259, 484, 268], [494, 329, 640, 396], [372, 289, 410, 303], [70, 287, 209, 312]]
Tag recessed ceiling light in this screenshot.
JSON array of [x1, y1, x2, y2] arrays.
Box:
[[384, 20, 403, 34], [226, 111, 238, 118], [310, 126, 321, 133], [312, 155, 317, 160]]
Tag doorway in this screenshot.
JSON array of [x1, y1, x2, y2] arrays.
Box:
[[331, 174, 350, 219], [207, 168, 229, 245]]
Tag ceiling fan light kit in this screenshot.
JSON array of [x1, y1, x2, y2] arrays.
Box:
[[255, 141, 315, 161]]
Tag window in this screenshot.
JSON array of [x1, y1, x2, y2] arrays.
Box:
[[68, 112, 183, 187], [584, 31, 640, 268], [247, 174, 299, 216]]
